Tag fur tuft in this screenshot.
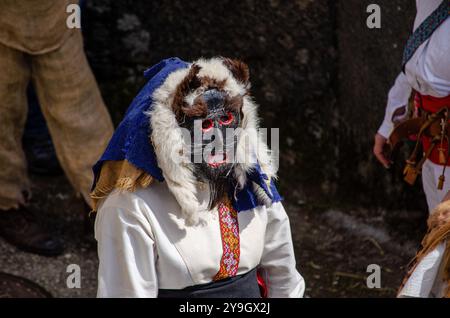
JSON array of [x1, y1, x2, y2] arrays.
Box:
[[222, 58, 250, 88]]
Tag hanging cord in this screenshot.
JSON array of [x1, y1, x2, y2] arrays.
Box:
[[405, 135, 440, 185], [403, 107, 449, 185], [438, 108, 450, 190]]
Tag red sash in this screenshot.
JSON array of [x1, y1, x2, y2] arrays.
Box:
[[415, 93, 450, 165]]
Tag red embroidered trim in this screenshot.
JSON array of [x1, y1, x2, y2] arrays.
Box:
[[213, 199, 240, 281]]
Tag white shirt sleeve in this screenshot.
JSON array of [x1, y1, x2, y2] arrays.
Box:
[[378, 1, 450, 139], [260, 202, 306, 298], [378, 72, 413, 138], [95, 199, 159, 298]]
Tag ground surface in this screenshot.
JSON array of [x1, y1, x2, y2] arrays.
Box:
[[0, 174, 98, 298], [291, 203, 426, 297], [0, 174, 427, 298]]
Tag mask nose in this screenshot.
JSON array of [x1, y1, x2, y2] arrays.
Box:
[[202, 89, 225, 112]]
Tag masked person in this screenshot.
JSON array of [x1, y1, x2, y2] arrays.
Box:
[[91, 57, 305, 298], [373, 0, 450, 298], [0, 0, 114, 256]]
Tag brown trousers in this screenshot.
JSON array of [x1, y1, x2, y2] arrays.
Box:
[[0, 30, 113, 210]]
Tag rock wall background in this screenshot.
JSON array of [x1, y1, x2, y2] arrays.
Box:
[[82, 0, 425, 210], [336, 0, 425, 210]]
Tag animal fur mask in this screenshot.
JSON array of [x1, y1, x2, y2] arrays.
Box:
[[148, 57, 276, 225]]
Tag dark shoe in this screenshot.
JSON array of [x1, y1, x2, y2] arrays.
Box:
[[0, 207, 64, 256]]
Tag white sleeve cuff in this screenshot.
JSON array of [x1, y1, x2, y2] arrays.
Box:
[[377, 120, 394, 139], [378, 73, 412, 139]]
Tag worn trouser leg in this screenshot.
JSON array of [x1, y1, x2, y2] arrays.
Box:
[[31, 30, 113, 208], [0, 43, 31, 210], [421, 159, 450, 213]]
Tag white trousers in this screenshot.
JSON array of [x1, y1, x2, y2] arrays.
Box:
[[399, 159, 448, 298], [422, 159, 450, 213]]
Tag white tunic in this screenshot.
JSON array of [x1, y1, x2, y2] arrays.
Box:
[[377, 0, 449, 298], [95, 181, 305, 298], [378, 0, 450, 139]]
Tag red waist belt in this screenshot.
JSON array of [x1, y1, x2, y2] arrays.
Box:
[[415, 93, 450, 165]]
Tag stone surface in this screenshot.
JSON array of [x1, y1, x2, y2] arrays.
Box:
[[0, 175, 97, 298], [336, 0, 423, 209], [82, 0, 423, 209], [82, 0, 338, 204]]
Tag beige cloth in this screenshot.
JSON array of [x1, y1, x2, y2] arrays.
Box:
[[0, 21, 113, 209], [0, 0, 77, 55], [90, 160, 154, 211]]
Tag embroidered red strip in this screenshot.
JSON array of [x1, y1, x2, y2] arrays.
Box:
[[213, 199, 240, 281]]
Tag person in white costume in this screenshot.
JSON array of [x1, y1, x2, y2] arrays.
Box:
[[91, 57, 305, 298], [374, 0, 450, 298]]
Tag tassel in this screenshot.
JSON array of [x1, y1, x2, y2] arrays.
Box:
[[404, 165, 419, 186], [438, 175, 445, 190], [403, 161, 414, 175]]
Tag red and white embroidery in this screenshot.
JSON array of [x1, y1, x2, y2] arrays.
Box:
[[213, 200, 240, 281]]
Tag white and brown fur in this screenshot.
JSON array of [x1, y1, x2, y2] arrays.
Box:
[[148, 57, 277, 226]]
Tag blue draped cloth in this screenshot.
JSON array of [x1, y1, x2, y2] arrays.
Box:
[[93, 57, 282, 212]]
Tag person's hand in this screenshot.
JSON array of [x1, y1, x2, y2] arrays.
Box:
[[373, 133, 391, 169]]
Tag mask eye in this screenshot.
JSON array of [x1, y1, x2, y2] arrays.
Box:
[[201, 119, 213, 132], [219, 112, 234, 126]]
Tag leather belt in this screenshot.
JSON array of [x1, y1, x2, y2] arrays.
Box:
[[389, 107, 450, 189]]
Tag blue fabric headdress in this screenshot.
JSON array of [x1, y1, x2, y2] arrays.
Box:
[[93, 57, 281, 212]]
